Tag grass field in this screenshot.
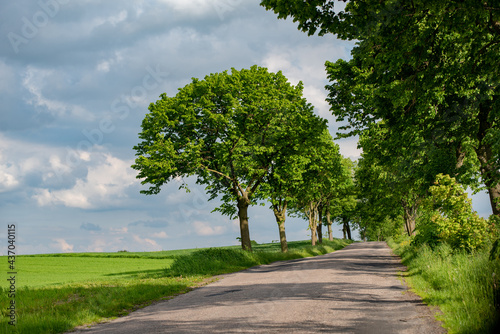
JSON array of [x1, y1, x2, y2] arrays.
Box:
[[0, 239, 351, 334]]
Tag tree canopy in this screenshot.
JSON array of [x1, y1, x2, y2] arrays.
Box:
[[132, 65, 325, 251], [261, 0, 500, 216]]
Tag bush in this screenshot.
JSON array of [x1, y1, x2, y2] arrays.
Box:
[[414, 174, 493, 251], [168, 248, 258, 276]]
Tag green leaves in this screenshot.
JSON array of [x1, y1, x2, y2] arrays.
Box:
[[132, 65, 330, 250], [417, 174, 493, 251]]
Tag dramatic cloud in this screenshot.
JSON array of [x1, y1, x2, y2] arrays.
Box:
[[33, 153, 137, 209]]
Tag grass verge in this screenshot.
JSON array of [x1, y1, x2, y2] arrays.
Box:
[[387, 237, 500, 333], [0, 239, 351, 334]]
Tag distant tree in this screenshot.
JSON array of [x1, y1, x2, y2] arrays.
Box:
[[258, 104, 327, 252], [289, 130, 343, 245], [132, 66, 317, 251], [327, 157, 357, 241]]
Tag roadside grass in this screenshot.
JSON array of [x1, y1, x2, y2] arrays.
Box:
[[387, 237, 500, 333], [0, 238, 351, 334], [167, 239, 349, 276]]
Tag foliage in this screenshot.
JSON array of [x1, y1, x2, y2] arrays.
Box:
[[327, 157, 357, 239], [132, 65, 323, 250], [489, 215, 500, 260], [260, 0, 500, 215], [415, 174, 492, 251], [257, 112, 329, 252], [287, 130, 344, 245], [388, 237, 500, 333]]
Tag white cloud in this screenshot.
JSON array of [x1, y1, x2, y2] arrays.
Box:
[[132, 234, 161, 251], [0, 148, 20, 193], [22, 67, 94, 120], [110, 227, 128, 234], [51, 238, 74, 253], [192, 220, 226, 236], [0, 169, 18, 193], [336, 137, 362, 160], [34, 153, 138, 209], [157, 0, 214, 16], [96, 51, 124, 73], [86, 238, 109, 253], [151, 231, 168, 239], [261, 42, 350, 101]]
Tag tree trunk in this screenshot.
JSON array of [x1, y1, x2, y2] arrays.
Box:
[[342, 215, 352, 240], [309, 202, 317, 246], [237, 196, 252, 251], [401, 200, 418, 236], [342, 216, 352, 240], [326, 209, 333, 241], [317, 204, 323, 244], [273, 203, 288, 253]]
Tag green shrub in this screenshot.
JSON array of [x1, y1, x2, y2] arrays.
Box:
[[168, 248, 259, 276], [414, 174, 492, 251]]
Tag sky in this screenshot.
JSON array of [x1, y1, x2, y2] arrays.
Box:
[[0, 0, 492, 255]]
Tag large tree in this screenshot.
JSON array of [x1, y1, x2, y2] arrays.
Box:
[[260, 0, 500, 216], [132, 65, 318, 251]]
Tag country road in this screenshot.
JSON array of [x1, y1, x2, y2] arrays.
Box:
[[71, 242, 445, 333]]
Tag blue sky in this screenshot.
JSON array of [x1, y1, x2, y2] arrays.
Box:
[[0, 0, 491, 255]]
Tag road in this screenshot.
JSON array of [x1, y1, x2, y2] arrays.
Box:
[[71, 242, 445, 333]]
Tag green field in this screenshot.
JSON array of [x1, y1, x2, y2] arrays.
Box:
[[0, 239, 351, 334]]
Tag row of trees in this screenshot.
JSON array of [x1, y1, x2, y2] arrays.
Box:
[[260, 0, 499, 248], [133, 1, 498, 252], [132, 66, 355, 252]]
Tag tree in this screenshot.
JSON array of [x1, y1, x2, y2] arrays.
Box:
[[260, 0, 500, 216], [327, 157, 357, 241], [132, 65, 317, 251], [258, 107, 327, 252], [288, 130, 343, 245]]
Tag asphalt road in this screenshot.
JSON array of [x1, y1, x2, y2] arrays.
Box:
[[71, 242, 445, 333]]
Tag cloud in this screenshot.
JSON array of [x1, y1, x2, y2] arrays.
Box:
[[132, 234, 161, 251], [33, 153, 138, 209], [22, 66, 94, 120], [80, 222, 102, 231], [192, 220, 226, 236], [151, 231, 168, 239], [157, 0, 215, 16], [0, 165, 19, 193], [51, 238, 74, 253], [110, 227, 128, 234]]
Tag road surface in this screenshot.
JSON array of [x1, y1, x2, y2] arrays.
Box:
[[71, 242, 445, 333]]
